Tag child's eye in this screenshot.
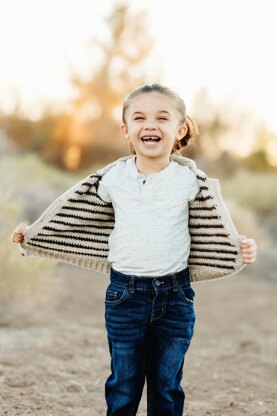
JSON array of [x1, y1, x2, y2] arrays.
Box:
[[133, 116, 167, 121]]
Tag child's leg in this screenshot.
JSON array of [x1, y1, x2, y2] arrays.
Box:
[[145, 279, 196, 416], [105, 337, 146, 415], [104, 267, 195, 416], [104, 273, 150, 416]]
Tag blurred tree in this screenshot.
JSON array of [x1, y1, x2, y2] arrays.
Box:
[[185, 87, 230, 162], [185, 88, 277, 174], [241, 123, 277, 171], [53, 2, 155, 170], [4, 3, 275, 174], [3, 2, 156, 171], [242, 149, 269, 171]]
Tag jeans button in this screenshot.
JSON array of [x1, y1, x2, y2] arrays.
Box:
[[155, 280, 161, 286]]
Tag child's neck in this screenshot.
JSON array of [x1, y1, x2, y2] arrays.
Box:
[[135, 155, 171, 176]]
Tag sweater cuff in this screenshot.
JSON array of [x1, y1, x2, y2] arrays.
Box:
[[19, 242, 28, 256]]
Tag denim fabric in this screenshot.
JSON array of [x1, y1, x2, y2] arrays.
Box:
[[104, 266, 196, 416]]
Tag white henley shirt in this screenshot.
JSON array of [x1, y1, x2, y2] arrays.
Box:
[[97, 156, 200, 277]]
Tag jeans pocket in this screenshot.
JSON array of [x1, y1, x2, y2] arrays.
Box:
[[180, 284, 195, 306], [105, 284, 129, 306]]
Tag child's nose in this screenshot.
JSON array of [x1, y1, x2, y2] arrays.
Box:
[[144, 121, 158, 130]]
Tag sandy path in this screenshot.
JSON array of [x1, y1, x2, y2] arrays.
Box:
[[1, 265, 276, 415]]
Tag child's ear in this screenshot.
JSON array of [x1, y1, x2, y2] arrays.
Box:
[[177, 125, 188, 140], [120, 123, 129, 140]]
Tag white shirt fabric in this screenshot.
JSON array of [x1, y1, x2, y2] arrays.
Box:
[[97, 156, 200, 277]]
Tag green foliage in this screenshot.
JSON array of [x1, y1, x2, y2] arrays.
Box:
[[220, 170, 277, 214], [241, 149, 273, 172]]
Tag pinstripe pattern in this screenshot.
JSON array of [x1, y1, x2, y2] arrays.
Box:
[[20, 155, 245, 282]]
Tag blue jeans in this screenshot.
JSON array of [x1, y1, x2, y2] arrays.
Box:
[[104, 267, 196, 416]]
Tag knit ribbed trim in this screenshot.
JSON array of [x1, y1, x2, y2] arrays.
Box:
[[19, 243, 111, 273]]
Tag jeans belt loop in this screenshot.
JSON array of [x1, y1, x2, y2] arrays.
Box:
[[129, 276, 136, 294], [172, 274, 179, 292]]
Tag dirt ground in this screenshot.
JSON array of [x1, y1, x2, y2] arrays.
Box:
[[1, 264, 276, 416]]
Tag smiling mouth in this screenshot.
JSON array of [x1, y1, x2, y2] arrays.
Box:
[[141, 136, 161, 144]]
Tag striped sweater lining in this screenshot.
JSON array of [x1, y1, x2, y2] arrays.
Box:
[[26, 242, 237, 271], [49, 221, 114, 228], [26, 243, 109, 257]]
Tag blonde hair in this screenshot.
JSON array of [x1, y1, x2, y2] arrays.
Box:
[[122, 83, 199, 155]]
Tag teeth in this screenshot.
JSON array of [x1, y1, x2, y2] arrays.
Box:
[[141, 136, 160, 142]]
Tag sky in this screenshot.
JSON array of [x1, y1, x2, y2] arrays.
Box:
[[0, 0, 276, 137]]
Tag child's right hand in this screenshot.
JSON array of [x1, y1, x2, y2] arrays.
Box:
[[11, 223, 29, 243]]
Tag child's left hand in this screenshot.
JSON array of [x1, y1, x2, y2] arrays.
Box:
[[239, 235, 257, 264]]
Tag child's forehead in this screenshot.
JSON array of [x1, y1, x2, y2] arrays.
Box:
[[128, 92, 176, 114]]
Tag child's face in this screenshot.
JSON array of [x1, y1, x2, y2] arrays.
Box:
[[121, 92, 187, 160]]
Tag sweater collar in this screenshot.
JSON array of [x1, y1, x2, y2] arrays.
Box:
[[92, 154, 202, 180]]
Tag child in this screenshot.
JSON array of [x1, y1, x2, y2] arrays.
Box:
[[12, 83, 257, 415]]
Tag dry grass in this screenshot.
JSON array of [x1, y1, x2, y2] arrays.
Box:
[[0, 187, 60, 326], [220, 169, 277, 214], [0, 153, 101, 326]]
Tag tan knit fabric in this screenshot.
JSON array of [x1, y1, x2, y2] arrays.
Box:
[[19, 155, 245, 282]]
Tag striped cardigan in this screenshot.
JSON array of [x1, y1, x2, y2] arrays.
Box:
[[19, 154, 245, 282]]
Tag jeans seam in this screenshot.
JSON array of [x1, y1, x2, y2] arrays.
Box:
[[128, 373, 144, 416], [109, 281, 127, 289], [147, 363, 153, 416], [180, 288, 195, 305], [150, 291, 167, 322], [128, 395, 139, 416]]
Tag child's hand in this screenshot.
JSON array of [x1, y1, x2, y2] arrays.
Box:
[[240, 235, 257, 264], [11, 223, 29, 243]]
